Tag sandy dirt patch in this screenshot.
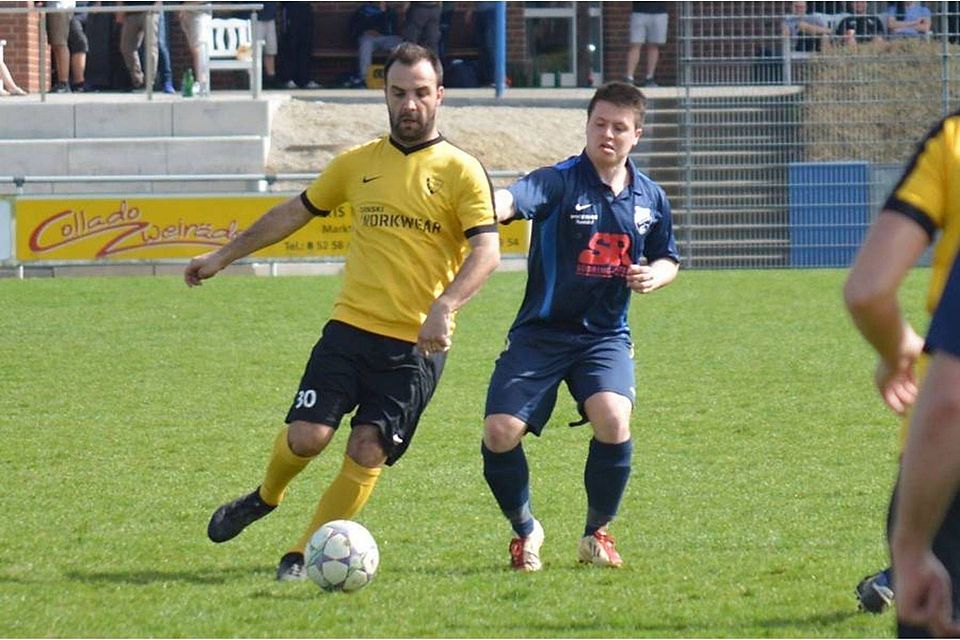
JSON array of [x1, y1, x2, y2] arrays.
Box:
[[266, 99, 589, 183]]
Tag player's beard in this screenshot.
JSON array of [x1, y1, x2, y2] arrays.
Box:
[[389, 107, 437, 146]]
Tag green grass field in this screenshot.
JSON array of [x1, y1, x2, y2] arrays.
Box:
[[0, 268, 929, 637]]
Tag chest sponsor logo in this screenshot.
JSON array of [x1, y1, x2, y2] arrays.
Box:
[[570, 200, 598, 225], [634, 206, 653, 235], [356, 204, 441, 234], [577, 232, 632, 278]]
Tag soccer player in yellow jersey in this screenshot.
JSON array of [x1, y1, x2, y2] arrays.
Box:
[[844, 111, 960, 619], [183, 42, 500, 581]]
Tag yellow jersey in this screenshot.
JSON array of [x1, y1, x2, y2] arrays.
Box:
[[885, 113, 960, 443], [886, 113, 960, 314], [302, 135, 497, 343]]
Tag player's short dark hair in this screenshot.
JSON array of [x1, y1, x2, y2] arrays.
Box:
[[587, 82, 646, 128], [384, 42, 444, 87]]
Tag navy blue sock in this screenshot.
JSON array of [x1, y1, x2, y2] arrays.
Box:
[[481, 441, 534, 537], [583, 438, 633, 536]]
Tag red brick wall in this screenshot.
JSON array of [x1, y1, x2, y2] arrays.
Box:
[[1, 2, 43, 93]]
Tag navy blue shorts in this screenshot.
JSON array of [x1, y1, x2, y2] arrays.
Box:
[[484, 328, 635, 434], [285, 320, 446, 465]]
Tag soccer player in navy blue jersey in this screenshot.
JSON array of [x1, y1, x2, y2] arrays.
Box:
[[481, 82, 680, 571], [890, 254, 960, 637]]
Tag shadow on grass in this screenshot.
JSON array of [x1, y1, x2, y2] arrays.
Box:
[[481, 608, 862, 637], [65, 565, 268, 586]]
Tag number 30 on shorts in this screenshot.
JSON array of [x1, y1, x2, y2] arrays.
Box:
[[295, 389, 317, 409]]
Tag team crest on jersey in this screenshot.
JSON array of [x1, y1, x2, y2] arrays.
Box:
[[426, 176, 444, 195], [634, 206, 653, 235]]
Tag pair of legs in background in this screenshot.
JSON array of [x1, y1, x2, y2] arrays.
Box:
[[483, 330, 635, 571], [207, 320, 443, 580]]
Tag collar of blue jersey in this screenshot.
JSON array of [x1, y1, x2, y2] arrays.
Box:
[[389, 134, 445, 156], [577, 150, 644, 196]]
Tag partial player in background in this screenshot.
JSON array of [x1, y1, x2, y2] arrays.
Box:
[[844, 110, 960, 614], [185, 43, 500, 581], [481, 82, 679, 571], [890, 253, 960, 638]]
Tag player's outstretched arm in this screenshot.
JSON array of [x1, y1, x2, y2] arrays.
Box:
[[844, 210, 930, 412], [493, 189, 517, 223], [184, 195, 314, 287], [417, 231, 500, 356]]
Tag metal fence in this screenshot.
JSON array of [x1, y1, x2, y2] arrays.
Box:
[[659, 0, 960, 269]]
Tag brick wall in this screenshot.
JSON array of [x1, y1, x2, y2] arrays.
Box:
[[1, 2, 43, 93]]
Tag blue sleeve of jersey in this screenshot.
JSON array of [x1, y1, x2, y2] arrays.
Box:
[[643, 188, 681, 263], [926, 255, 960, 358], [507, 167, 564, 222]]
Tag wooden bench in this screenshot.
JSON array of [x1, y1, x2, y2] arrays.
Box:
[[204, 17, 261, 95]]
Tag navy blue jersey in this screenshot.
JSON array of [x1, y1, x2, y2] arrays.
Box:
[[506, 152, 679, 336]]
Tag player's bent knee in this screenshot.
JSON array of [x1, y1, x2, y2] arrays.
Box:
[[287, 420, 336, 457], [346, 424, 387, 468], [483, 414, 526, 452]]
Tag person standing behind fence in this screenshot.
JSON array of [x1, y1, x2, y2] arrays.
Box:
[[277, 1, 317, 89], [885, 1, 932, 39], [43, 0, 74, 92], [253, 1, 279, 88], [67, 2, 88, 92], [624, 2, 668, 88], [465, 1, 497, 86], [117, 1, 158, 91], [178, 4, 212, 94], [844, 109, 960, 617], [401, 1, 441, 54]]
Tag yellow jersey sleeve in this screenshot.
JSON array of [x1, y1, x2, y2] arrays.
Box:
[[301, 151, 351, 215], [885, 114, 960, 314], [455, 158, 497, 237]]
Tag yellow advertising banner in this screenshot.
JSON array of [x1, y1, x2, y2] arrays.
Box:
[[15, 195, 529, 262]]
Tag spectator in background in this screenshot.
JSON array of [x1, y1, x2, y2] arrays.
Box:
[[624, 1, 668, 88], [885, 1, 932, 38], [782, 0, 832, 53], [401, 1, 441, 54], [153, 8, 175, 94], [178, 5, 212, 94], [255, 2, 279, 88], [278, 2, 318, 89], [835, 0, 886, 46], [0, 53, 28, 96], [465, 1, 497, 86], [351, 2, 401, 88], [45, 0, 75, 92], [68, 2, 89, 92], [118, 1, 158, 91]]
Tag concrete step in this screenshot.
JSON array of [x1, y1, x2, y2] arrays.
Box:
[[0, 136, 268, 177], [0, 98, 275, 140]]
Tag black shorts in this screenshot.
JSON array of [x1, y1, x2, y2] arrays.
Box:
[[68, 16, 88, 54], [285, 320, 446, 465]]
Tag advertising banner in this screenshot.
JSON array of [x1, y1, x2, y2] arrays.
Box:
[[14, 195, 529, 262]]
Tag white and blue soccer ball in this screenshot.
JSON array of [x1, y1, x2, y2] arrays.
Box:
[[305, 519, 379, 593]]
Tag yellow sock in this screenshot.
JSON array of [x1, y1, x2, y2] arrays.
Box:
[[259, 427, 314, 506], [291, 455, 382, 553]]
